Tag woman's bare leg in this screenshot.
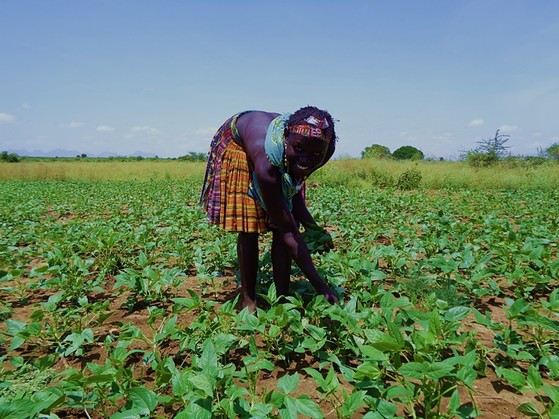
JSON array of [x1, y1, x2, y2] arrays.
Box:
[[237, 232, 259, 310], [272, 229, 292, 297]]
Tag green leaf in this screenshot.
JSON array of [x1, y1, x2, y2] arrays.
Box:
[[31, 387, 65, 415], [9, 356, 24, 368], [237, 308, 261, 330], [526, 365, 543, 390], [363, 329, 403, 352], [304, 368, 327, 389], [296, 395, 323, 418], [199, 339, 218, 369], [171, 371, 190, 397], [277, 373, 299, 394], [0, 400, 41, 419], [342, 390, 366, 413], [376, 399, 398, 417], [457, 366, 477, 388], [448, 389, 460, 412], [358, 344, 388, 361], [398, 361, 454, 381], [497, 368, 526, 390], [5, 319, 26, 335], [188, 374, 214, 398], [517, 402, 542, 417], [305, 324, 326, 341], [249, 401, 274, 417], [385, 385, 414, 402], [85, 374, 115, 384], [354, 361, 382, 380], [127, 386, 158, 415], [138, 251, 148, 267], [445, 306, 471, 322], [428, 311, 442, 337], [284, 397, 300, 419], [110, 408, 142, 419]]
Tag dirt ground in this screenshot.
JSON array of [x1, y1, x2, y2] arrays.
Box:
[[1, 274, 549, 418]]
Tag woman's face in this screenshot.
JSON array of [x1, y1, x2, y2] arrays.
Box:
[[284, 132, 332, 179]]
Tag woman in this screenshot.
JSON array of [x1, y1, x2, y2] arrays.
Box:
[[200, 106, 338, 310]]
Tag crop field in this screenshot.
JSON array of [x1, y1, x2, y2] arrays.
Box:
[[1, 169, 558, 418]]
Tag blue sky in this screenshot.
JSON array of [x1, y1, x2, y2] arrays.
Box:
[[1, 0, 558, 159]]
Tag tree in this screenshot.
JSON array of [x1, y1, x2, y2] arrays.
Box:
[[361, 144, 391, 159], [546, 143, 559, 161], [1, 151, 20, 162], [465, 129, 511, 167], [392, 145, 424, 160], [178, 152, 207, 162], [474, 129, 510, 159]]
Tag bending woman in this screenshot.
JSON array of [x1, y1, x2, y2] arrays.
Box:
[[200, 106, 338, 311]]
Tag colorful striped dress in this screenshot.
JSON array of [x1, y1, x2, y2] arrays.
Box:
[[200, 112, 304, 233]]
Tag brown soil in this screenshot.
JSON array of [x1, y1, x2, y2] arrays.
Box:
[[0, 274, 552, 418]]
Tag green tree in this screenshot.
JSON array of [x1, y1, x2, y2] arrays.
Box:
[[1, 151, 20, 162], [178, 152, 207, 162], [546, 143, 559, 161], [361, 144, 391, 159], [392, 145, 424, 160]]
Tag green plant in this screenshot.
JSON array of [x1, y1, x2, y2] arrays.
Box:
[[393, 146, 424, 161], [396, 168, 422, 190]]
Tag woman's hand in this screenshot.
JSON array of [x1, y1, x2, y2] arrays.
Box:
[[318, 283, 339, 304]]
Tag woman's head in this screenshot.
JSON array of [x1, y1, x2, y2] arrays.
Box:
[[287, 106, 337, 149], [284, 106, 337, 179]]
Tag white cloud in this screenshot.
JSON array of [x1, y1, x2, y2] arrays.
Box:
[[97, 125, 115, 132], [499, 124, 519, 133], [131, 126, 159, 134], [469, 119, 484, 127], [21, 103, 31, 110], [0, 113, 16, 123], [61, 121, 84, 128]]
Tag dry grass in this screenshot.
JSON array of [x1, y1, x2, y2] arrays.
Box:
[[0, 160, 206, 181], [315, 158, 559, 190], [1, 158, 558, 189]]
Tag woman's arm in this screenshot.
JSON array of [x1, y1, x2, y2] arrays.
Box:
[[292, 190, 334, 252], [237, 111, 336, 301], [291, 189, 316, 227], [253, 159, 334, 297]]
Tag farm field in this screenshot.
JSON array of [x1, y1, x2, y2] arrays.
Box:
[[1, 168, 558, 418]]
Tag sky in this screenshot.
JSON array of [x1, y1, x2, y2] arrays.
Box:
[[1, 0, 558, 159]]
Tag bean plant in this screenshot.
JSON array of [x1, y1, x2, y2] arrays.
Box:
[[0, 179, 558, 418]]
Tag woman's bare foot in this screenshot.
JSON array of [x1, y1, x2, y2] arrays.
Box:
[[241, 296, 257, 313]]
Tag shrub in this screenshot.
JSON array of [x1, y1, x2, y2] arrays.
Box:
[[466, 151, 498, 167], [396, 168, 422, 190]]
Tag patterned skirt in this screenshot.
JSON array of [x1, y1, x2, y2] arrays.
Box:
[[200, 113, 268, 233]]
